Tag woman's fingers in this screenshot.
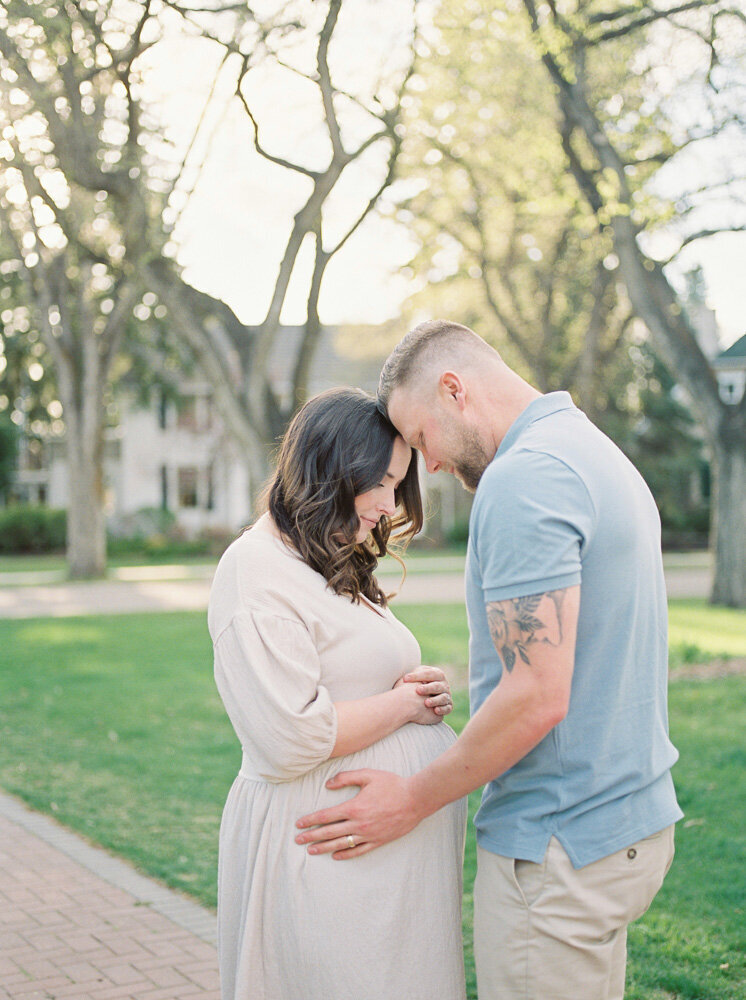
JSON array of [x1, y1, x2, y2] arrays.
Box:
[[403, 666, 446, 683], [416, 680, 449, 697]]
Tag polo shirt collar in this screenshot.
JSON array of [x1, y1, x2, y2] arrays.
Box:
[[496, 391, 576, 458]]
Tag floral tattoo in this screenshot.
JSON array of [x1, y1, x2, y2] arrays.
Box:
[[486, 590, 567, 672]]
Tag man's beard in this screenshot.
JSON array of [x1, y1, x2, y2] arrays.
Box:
[[452, 426, 492, 493]]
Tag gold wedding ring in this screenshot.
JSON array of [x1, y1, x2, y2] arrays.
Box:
[[346, 835, 356, 849]]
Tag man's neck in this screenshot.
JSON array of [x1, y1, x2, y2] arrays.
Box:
[[480, 370, 542, 454]]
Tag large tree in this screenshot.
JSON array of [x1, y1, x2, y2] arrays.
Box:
[[398, 0, 743, 604], [144, 0, 419, 479], [514, 0, 746, 605], [396, 2, 636, 422], [0, 1, 418, 575], [0, 0, 171, 575]]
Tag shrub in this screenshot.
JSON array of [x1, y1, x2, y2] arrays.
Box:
[[0, 505, 67, 553], [106, 508, 234, 560], [444, 520, 470, 546]]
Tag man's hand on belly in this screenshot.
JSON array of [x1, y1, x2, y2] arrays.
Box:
[[295, 769, 423, 859]]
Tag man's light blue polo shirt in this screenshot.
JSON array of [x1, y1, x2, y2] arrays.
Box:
[[466, 392, 682, 868]]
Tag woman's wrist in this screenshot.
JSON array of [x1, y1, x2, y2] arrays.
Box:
[[391, 682, 420, 724]]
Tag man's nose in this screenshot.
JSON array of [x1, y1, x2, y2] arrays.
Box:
[[425, 456, 441, 474]]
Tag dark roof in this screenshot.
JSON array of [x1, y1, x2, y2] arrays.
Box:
[[715, 333, 746, 362], [267, 325, 392, 396]]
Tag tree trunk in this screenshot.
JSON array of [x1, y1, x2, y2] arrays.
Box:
[[524, 20, 746, 606], [57, 329, 107, 579], [65, 412, 106, 579], [709, 409, 746, 607], [246, 439, 274, 512]]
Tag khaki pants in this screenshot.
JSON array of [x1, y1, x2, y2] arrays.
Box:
[[473, 827, 675, 1000]]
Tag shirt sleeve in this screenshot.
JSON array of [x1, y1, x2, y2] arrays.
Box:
[[213, 607, 338, 782], [472, 449, 595, 603]]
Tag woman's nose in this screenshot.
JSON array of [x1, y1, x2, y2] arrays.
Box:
[[379, 489, 396, 515]]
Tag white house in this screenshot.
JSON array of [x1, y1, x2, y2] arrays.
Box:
[[15, 381, 251, 535], [13, 326, 472, 540], [711, 333, 746, 405]]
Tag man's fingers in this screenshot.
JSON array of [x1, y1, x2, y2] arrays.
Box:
[[306, 833, 375, 857], [332, 841, 378, 860], [295, 806, 344, 830], [325, 769, 373, 790], [295, 821, 350, 846], [295, 770, 372, 830]]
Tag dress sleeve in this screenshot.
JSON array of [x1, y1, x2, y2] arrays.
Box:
[[213, 607, 338, 782]]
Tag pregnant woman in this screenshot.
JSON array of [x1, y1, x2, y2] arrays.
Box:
[[208, 387, 466, 1000]]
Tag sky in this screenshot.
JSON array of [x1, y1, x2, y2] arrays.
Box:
[[144, 3, 745, 351]]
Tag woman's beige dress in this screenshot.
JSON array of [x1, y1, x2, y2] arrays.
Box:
[[208, 527, 467, 1000]]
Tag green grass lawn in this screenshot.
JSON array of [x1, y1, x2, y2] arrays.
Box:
[[0, 552, 219, 576], [667, 600, 746, 662], [0, 604, 744, 998]]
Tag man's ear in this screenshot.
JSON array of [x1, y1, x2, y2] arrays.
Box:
[[439, 370, 467, 410]]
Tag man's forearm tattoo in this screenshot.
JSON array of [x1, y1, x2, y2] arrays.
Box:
[[486, 590, 567, 672]]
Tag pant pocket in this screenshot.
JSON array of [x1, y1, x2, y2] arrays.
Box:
[[513, 856, 547, 908], [624, 826, 675, 923]]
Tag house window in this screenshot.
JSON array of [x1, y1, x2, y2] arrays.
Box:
[[160, 465, 169, 511], [207, 464, 214, 511], [176, 394, 213, 433], [177, 467, 199, 508], [159, 393, 168, 430]]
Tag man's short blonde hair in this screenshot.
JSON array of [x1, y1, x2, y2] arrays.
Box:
[[378, 319, 498, 414]]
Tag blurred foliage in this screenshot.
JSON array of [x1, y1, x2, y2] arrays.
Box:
[[106, 505, 233, 560], [0, 504, 66, 553], [602, 344, 709, 547], [0, 415, 19, 499], [393, 0, 713, 541], [393, 0, 648, 412]]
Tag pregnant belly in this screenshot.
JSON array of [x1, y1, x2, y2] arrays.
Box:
[[331, 719, 458, 775], [232, 720, 458, 818]]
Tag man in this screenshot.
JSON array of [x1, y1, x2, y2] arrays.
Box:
[[296, 320, 682, 999]]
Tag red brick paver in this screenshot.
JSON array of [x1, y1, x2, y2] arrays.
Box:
[[0, 808, 220, 1000]]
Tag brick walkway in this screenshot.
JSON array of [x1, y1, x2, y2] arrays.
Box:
[[0, 793, 220, 1000]]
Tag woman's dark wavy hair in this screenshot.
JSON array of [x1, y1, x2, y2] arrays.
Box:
[[261, 387, 423, 607]]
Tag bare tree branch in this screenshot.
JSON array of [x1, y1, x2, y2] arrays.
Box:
[[661, 224, 746, 263], [163, 49, 235, 236], [236, 82, 320, 179], [292, 220, 330, 409], [584, 0, 717, 46], [522, 0, 725, 436], [317, 0, 345, 158]]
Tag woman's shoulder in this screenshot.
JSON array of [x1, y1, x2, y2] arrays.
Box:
[[208, 524, 321, 632]]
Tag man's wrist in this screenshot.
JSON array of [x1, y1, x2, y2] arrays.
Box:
[[407, 770, 437, 824]]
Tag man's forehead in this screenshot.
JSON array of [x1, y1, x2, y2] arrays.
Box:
[[386, 387, 421, 440]]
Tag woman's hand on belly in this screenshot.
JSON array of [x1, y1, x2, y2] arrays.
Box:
[[331, 680, 444, 758], [394, 665, 454, 720]]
